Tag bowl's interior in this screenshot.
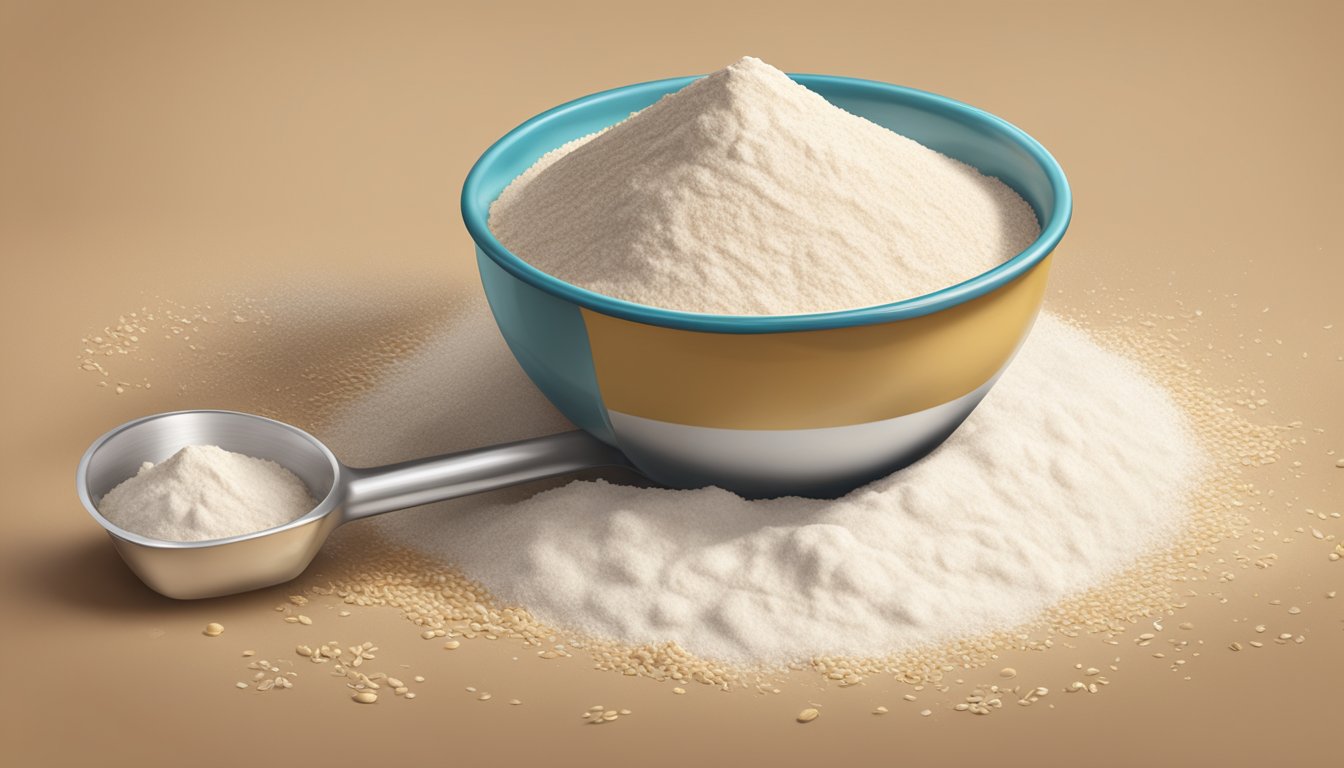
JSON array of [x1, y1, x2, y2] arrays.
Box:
[[468, 75, 1058, 227], [462, 73, 1070, 333]]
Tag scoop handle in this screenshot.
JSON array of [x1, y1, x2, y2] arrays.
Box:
[[341, 431, 630, 520]]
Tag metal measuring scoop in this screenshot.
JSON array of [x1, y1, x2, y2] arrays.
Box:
[[75, 410, 630, 599]]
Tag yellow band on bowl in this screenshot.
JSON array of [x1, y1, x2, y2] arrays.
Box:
[[581, 255, 1052, 430]]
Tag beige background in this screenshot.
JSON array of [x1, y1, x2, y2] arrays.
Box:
[[2, 1, 1341, 766]]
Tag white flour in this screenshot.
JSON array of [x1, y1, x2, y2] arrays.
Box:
[[489, 56, 1040, 315], [325, 303, 1203, 663], [321, 57, 1196, 663], [98, 445, 316, 542]]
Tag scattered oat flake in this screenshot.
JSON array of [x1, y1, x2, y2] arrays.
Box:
[[796, 708, 820, 723], [203, 623, 224, 637]]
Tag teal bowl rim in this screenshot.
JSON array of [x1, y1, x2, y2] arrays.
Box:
[[462, 73, 1072, 333]]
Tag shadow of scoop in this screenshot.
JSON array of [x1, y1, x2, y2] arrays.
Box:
[[20, 533, 172, 614]]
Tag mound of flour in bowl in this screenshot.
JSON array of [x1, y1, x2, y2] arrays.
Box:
[[323, 302, 1204, 664], [488, 56, 1041, 315]]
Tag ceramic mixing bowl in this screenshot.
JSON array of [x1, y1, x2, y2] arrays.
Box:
[[462, 73, 1071, 497]]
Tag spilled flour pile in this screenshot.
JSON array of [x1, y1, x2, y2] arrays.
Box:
[[321, 57, 1197, 665], [489, 57, 1040, 314], [324, 303, 1204, 664]]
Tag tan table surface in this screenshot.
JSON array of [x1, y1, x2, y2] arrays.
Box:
[[2, 1, 1341, 766]]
